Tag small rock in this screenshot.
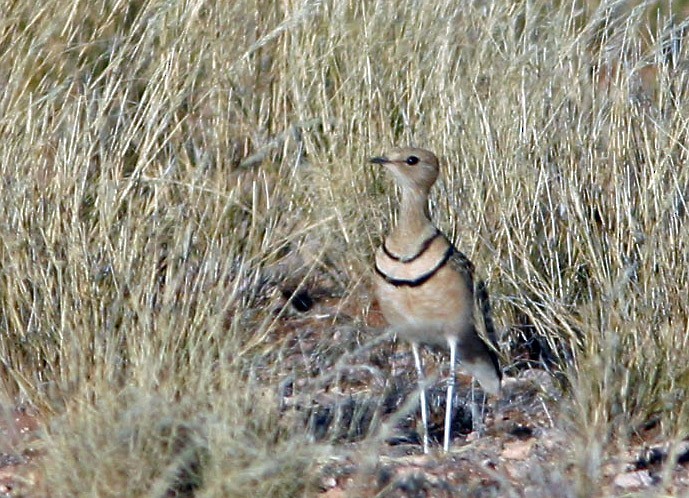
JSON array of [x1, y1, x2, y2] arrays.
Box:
[[613, 470, 655, 489], [502, 439, 534, 460], [321, 476, 337, 489]]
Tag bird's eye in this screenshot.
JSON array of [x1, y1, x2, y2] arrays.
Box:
[[405, 156, 420, 165]]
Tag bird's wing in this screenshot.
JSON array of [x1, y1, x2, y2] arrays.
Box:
[[447, 246, 502, 373]]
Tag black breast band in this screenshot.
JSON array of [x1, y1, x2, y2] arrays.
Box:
[[382, 228, 441, 263], [375, 246, 454, 287]]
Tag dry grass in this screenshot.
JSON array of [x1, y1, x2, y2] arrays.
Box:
[[1, 0, 689, 496]]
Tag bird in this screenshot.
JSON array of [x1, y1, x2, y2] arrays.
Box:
[[370, 147, 501, 453]]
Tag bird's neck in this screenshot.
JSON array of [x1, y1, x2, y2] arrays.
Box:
[[387, 188, 436, 250]]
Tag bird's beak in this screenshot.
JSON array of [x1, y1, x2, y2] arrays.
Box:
[[369, 156, 389, 165]]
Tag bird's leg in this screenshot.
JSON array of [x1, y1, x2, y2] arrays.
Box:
[[411, 343, 429, 454], [444, 338, 457, 452], [469, 379, 484, 435], [479, 389, 488, 436]]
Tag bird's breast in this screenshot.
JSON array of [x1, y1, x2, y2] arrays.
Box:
[[374, 237, 474, 342]]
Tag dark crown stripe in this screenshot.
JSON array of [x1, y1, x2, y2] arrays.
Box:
[[382, 228, 441, 263], [375, 246, 454, 288]]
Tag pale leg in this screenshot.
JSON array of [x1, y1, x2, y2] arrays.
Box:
[[411, 343, 429, 454], [444, 338, 457, 452], [470, 379, 482, 435], [478, 389, 488, 436]]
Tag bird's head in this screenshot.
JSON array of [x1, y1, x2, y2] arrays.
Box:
[[370, 147, 440, 195]]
